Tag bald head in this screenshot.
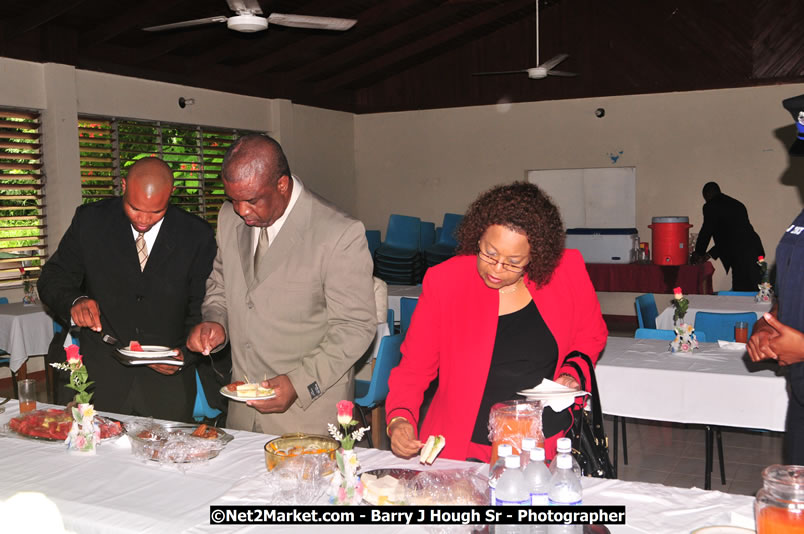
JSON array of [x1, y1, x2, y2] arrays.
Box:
[[122, 157, 174, 233], [222, 134, 291, 186]]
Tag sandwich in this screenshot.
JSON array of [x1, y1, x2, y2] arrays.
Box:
[[419, 435, 446, 465], [235, 383, 273, 398]]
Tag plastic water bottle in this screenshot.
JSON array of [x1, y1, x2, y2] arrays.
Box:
[[548, 447, 583, 506], [548, 437, 582, 477], [523, 447, 551, 505], [520, 437, 536, 469], [489, 444, 513, 505], [495, 455, 529, 506]]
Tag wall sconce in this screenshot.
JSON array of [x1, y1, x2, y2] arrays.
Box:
[[178, 97, 195, 109]]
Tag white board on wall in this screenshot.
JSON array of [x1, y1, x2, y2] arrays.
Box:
[[527, 167, 636, 228]]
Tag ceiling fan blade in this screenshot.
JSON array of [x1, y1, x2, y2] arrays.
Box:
[[227, 0, 263, 15], [539, 53, 569, 71], [547, 70, 579, 77], [266, 13, 357, 31], [143, 16, 228, 32], [472, 69, 529, 76]]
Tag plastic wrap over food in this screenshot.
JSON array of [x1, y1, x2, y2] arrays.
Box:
[[405, 469, 488, 506], [127, 419, 231, 466], [488, 399, 544, 463]]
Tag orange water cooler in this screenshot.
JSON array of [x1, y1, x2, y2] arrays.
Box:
[[649, 216, 693, 266]]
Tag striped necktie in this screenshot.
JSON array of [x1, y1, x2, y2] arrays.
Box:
[[254, 227, 269, 273], [136, 232, 148, 271]]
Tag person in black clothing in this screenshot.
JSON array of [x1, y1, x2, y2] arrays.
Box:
[[691, 182, 764, 291]]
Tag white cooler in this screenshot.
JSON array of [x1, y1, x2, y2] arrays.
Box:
[[565, 228, 638, 264]]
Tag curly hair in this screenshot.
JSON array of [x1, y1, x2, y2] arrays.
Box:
[[455, 181, 565, 287]]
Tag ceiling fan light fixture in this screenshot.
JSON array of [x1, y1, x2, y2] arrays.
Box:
[[527, 67, 548, 79], [227, 14, 268, 32]]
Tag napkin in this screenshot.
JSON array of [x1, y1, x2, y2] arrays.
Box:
[[718, 340, 747, 351], [519, 379, 589, 412]]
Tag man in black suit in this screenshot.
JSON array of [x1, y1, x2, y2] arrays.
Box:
[[38, 158, 217, 421], [691, 181, 764, 291]]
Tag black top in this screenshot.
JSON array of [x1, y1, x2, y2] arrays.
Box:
[[471, 300, 558, 445]]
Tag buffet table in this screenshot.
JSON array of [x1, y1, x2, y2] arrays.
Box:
[[0, 400, 756, 534], [0, 302, 53, 373], [655, 294, 772, 331], [584, 262, 715, 294]]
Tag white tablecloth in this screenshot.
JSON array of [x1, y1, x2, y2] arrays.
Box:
[[386, 285, 422, 322], [0, 302, 53, 372], [0, 400, 757, 534], [597, 336, 788, 431], [655, 294, 772, 330]]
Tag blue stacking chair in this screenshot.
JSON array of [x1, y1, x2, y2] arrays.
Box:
[[419, 222, 436, 252], [365, 230, 381, 259], [634, 294, 659, 329], [193, 370, 223, 423], [400, 297, 418, 335], [694, 311, 756, 342], [354, 334, 404, 448], [635, 328, 707, 342], [423, 213, 463, 267], [716, 291, 757, 296], [374, 215, 424, 285]]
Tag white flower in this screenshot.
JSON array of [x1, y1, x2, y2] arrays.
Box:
[[351, 426, 370, 443], [328, 423, 344, 442]]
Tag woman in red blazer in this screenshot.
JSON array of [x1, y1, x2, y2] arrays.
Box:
[[386, 182, 608, 463]]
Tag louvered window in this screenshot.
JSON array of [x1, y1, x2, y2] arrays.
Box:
[[78, 117, 258, 226], [0, 109, 46, 287]]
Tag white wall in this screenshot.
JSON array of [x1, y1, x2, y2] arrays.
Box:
[[354, 84, 804, 302]]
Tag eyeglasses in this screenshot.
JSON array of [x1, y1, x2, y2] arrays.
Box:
[[477, 250, 527, 273]]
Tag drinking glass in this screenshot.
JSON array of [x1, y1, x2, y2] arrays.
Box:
[[735, 321, 749, 344], [18, 379, 36, 413]]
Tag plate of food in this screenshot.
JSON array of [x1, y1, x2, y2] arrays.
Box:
[[220, 381, 276, 401], [7, 408, 126, 442], [360, 469, 421, 505], [128, 421, 233, 463], [118, 342, 176, 359]]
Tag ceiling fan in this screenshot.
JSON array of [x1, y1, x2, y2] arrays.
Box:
[[472, 0, 577, 80], [142, 0, 357, 34]]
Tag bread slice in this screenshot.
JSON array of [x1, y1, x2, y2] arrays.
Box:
[[419, 435, 445, 465], [236, 383, 257, 397]]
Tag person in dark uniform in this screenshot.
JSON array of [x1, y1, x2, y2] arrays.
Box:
[[691, 182, 764, 291], [747, 93, 804, 464]]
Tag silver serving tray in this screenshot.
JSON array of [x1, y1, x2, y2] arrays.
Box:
[[129, 422, 233, 462]]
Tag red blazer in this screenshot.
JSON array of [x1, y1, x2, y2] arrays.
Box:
[[386, 249, 608, 462]]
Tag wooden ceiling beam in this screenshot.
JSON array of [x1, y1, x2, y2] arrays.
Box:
[[79, 0, 187, 47], [229, 0, 426, 82], [310, 0, 533, 93], [2, 0, 88, 40]]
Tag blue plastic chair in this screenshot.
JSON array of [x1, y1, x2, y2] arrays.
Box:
[[375, 215, 421, 260], [193, 370, 223, 423], [716, 291, 756, 296], [635, 328, 707, 342], [400, 297, 418, 335], [365, 230, 381, 258], [694, 312, 756, 342], [423, 213, 463, 267], [419, 222, 436, 251], [354, 333, 404, 448], [634, 294, 659, 329]]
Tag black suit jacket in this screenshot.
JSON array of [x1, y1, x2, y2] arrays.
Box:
[[38, 198, 216, 421], [695, 193, 764, 272]]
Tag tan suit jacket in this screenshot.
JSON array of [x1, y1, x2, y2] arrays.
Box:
[[203, 183, 376, 435]]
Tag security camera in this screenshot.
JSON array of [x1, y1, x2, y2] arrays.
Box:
[[595, 108, 605, 118]]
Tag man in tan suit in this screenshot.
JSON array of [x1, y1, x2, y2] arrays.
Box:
[[187, 134, 376, 435]]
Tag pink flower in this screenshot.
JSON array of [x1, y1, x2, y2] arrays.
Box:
[[337, 486, 347, 502], [681, 343, 690, 351], [65, 344, 82, 366], [758, 256, 765, 262], [337, 400, 354, 426], [673, 287, 683, 300]]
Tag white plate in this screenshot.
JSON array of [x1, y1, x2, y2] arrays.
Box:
[[123, 358, 184, 366], [219, 385, 276, 402], [517, 388, 589, 400], [117, 345, 175, 359], [690, 527, 753, 534]]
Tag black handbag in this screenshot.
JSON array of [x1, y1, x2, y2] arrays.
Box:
[[563, 351, 616, 479]]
